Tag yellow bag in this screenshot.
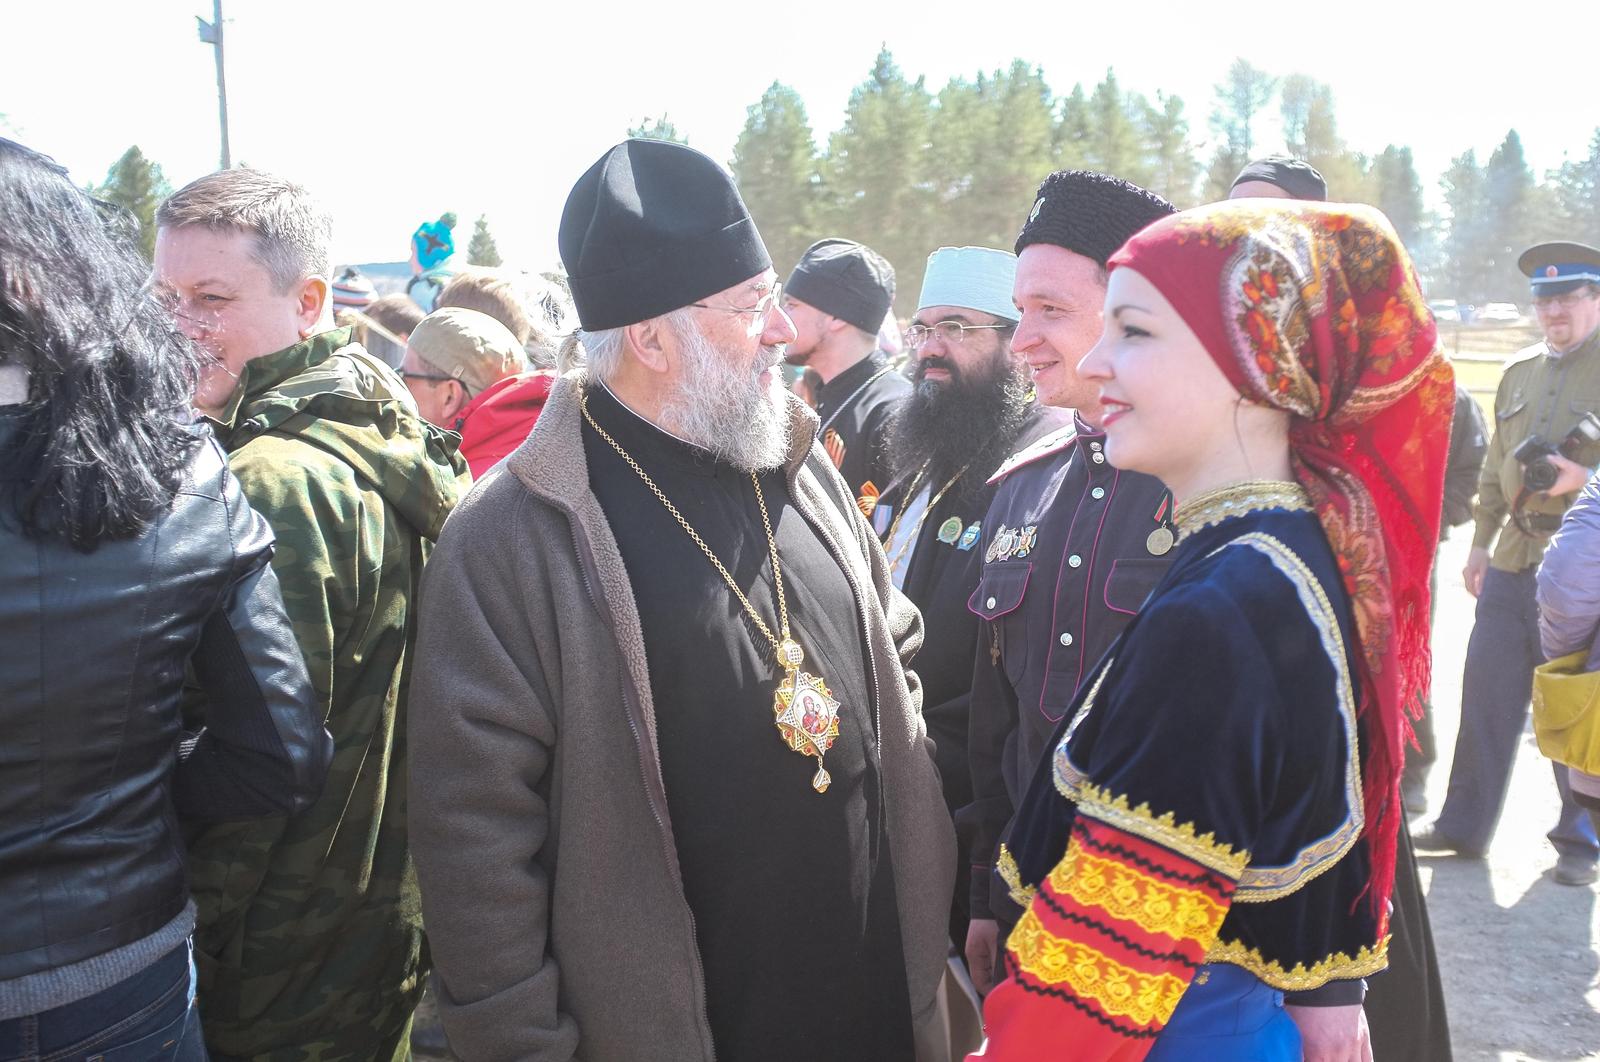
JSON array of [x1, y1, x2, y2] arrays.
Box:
[[1531, 650, 1600, 774]]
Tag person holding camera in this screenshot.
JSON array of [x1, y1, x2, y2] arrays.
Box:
[[1418, 241, 1600, 886]]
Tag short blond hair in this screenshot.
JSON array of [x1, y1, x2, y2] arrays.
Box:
[[157, 168, 332, 293], [437, 269, 533, 344]]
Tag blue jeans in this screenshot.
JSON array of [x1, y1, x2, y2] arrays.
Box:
[[0, 941, 206, 1062], [1436, 566, 1600, 860], [1146, 964, 1301, 1061]]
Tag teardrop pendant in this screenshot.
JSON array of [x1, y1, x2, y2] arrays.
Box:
[[812, 763, 832, 793]]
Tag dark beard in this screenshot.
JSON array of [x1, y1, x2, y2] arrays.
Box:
[[886, 351, 1032, 508]]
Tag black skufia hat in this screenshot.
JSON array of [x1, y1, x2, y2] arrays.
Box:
[[1015, 170, 1176, 265], [785, 238, 896, 334], [1231, 155, 1329, 202], [559, 139, 772, 331]]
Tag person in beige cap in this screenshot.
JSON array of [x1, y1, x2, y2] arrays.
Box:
[[401, 307, 554, 477]]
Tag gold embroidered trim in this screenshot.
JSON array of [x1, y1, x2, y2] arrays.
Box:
[[1048, 844, 1227, 944], [1203, 935, 1390, 991], [1075, 783, 1251, 881], [998, 844, 1036, 908], [1008, 905, 1190, 1027], [1173, 480, 1311, 541], [1051, 658, 1112, 799], [1212, 533, 1364, 902]]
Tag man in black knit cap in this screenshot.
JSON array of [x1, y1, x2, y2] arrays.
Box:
[[960, 170, 1177, 994], [410, 139, 959, 1062], [782, 238, 909, 509], [1230, 154, 1329, 200]]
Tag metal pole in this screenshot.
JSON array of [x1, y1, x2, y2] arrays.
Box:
[[213, 0, 230, 169]]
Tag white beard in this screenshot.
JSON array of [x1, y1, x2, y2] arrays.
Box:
[[660, 323, 789, 472]]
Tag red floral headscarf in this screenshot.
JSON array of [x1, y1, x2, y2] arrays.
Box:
[[1108, 200, 1454, 915]]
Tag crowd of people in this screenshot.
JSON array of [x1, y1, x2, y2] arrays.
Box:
[[5, 125, 1600, 1062]]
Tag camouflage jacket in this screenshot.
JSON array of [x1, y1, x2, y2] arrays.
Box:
[[188, 328, 468, 1061]]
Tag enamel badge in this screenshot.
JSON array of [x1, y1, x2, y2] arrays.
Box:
[[986, 524, 1038, 562]]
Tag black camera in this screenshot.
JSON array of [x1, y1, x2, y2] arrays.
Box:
[[1515, 411, 1600, 492]]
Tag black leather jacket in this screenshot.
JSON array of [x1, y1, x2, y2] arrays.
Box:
[[0, 420, 332, 982]]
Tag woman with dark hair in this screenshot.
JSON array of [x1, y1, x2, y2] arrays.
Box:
[[971, 200, 1453, 1060], [0, 139, 331, 1059]]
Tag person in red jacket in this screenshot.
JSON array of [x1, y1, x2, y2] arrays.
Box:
[[401, 306, 555, 478]]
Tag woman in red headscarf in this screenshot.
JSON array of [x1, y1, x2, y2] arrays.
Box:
[[971, 200, 1453, 1061]]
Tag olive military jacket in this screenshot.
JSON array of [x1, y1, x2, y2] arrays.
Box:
[[1474, 327, 1600, 573], [187, 328, 468, 1060]]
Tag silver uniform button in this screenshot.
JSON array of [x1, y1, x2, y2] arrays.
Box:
[[1092, 452, 1105, 464], [1068, 554, 1082, 568], [1059, 632, 1074, 647], [986, 596, 997, 610], [1090, 441, 1102, 451], [1091, 487, 1105, 500]]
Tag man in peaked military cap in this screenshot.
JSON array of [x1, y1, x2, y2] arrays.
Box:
[[409, 139, 961, 1062], [1420, 241, 1600, 888], [873, 246, 1070, 949], [783, 238, 909, 511]]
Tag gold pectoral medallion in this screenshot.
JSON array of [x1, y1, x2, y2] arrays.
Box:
[[772, 640, 841, 792]]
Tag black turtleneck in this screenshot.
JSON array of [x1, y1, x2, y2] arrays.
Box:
[[580, 385, 912, 1062]]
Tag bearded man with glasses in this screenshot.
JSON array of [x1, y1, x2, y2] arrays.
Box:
[[872, 246, 1070, 955], [408, 139, 964, 1062], [1419, 241, 1600, 889]]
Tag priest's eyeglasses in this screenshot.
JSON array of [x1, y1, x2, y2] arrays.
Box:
[[904, 321, 1011, 347], [692, 282, 785, 337]]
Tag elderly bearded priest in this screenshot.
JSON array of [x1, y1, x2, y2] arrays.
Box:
[[408, 140, 957, 1062]]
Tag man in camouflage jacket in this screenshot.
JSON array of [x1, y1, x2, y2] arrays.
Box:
[[156, 169, 468, 1060]]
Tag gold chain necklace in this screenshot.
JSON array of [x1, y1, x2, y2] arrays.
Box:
[[882, 461, 974, 576], [581, 390, 843, 793]]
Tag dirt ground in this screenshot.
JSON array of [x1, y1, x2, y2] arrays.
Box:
[[1421, 532, 1600, 1062]]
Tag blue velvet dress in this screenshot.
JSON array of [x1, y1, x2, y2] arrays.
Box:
[[978, 481, 1386, 1061]]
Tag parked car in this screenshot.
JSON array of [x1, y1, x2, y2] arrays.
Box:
[[1479, 302, 1524, 323], [1428, 298, 1462, 323]]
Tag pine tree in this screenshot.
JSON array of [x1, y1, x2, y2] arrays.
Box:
[[1141, 91, 1199, 206], [1278, 74, 1317, 159], [1440, 150, 1492, 303], [819, 47, 936, 312], [732, 82, 821, 276], [467, 215, 502, 267], [1550, 128, 1600, 239], [1298, 83, 1368, 201], [928, 61, 1054, 250], [1484, 131, 1537, 301], [1202, 59, 1276, 201], [1211, 58, 1277, 160], [1052, 84, 1093, 171], [628, 114, 688, 144], [91, 145, 172, 260], [1369, 145, 1425, 248], [1082, 70, 1153, 189]]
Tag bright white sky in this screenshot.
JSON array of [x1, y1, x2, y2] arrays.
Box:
[[5, 0, 1595, 270]]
